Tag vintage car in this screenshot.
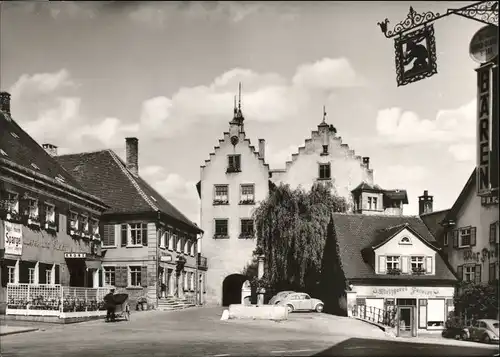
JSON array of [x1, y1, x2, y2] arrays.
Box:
[[462, 319, 499, 344], [278, 292, 324, 313], [269, 291, 295, 305]]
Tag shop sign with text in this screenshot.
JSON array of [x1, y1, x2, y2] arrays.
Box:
[[4, 221, 22, 256]]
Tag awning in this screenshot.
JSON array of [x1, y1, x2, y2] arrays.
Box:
[[85, 260, 102, 270]]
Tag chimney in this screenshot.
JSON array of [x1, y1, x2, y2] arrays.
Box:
[[258, 139, 265, 160], [0, 92, 11, 115], [42, 143, 58, 157], [362, 157, 370, 169], [125, 137, 139, 176], [418, 190, 433, 215]]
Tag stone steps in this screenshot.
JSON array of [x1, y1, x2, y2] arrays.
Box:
[[157, 297, 196, 311]]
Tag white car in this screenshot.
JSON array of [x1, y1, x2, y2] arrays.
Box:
[[278, 292, 324, 313], [269, 291, 295, 305]]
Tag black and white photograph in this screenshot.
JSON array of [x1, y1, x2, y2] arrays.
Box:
[[0, 1, 498, 356]]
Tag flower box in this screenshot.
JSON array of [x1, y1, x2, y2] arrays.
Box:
[[239, 200, 255, 205], [239, 234, 254, 239], [214, 234, 229, 239], [6, 211, 23, 223], [226, 167, 241, 173], [45, 221, 57, 231], [387, 268, 402, 275], [213, 200, 229, 205], [28, 216, 41, 227], [92, 233, 101, 240], [412, 267, 426, 275]]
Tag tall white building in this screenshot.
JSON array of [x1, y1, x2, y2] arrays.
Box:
[[197, 95, 408, 306]]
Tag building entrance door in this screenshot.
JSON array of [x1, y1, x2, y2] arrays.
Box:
[[397, 306, 414, 337], [167, 269, 173, 296]]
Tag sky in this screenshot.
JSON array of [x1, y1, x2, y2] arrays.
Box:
[[0, 1, 484, 224]]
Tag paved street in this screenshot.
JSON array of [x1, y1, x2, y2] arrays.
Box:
[[1, 308, 498, 357]]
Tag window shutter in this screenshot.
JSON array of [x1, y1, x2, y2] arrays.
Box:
[[490, 223, 496, 243], [121, 224, 128, 247], [66, 211, 72, 235], [39, 263, 47, 284], [99, 269, 103, 287], [19, 261, 29, 284], [453, 230, 459, 248], [457, 265, 463, 281], [474, 264, 481, 284], [378, 255, 386, 273], [489, 263, 496, 282], [55, 206, 60, 232], [401, 256, 409, 274], [141, 266, 148, 287], [142, 224, 148, 247], [470, 227, 477, 246], [39, 202, 46, 226], [425, 256, 433, 274], [54, 265, 60, 284], [236, 155, 241, 169], [1, 265, 8, 287], [116, 267, 127, 287]]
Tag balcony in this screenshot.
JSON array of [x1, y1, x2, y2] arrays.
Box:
[[197, 255, 208, 270]]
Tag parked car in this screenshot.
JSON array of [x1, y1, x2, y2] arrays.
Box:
[[269, 291, 295, 305], [278, 292, 324, 313], [463, 319, 499, 344], [442, 326, 468, 340]]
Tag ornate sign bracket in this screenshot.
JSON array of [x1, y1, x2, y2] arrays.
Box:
[[378, 1, 499, 39]]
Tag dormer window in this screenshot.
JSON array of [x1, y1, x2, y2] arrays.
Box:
[[399, 236, 411, 245], [69, 211, 79, 231], [81, 215, 90, 235], [27, 198, 39, 220], [319, 163, 331, 180], [6, 192, 19, 215], [321, 145, 329, 155], [227, 155, 241, 173], [386, 256, 401, 274], [91, 218, 100, 238]]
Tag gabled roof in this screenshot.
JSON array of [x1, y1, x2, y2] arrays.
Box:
[[370, 223, 440, 250], [331, 213, 457, 282], [443, 169, 476, 224], [384, 189, 409, 204], [352, 182, 384, 192], [420, 209, 450, 243], [0, 110, 107, 209], [57, 150, 201, 233]]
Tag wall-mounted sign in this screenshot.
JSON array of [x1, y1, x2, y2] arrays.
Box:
[[394, 25, 438, 87], [4, 221, 22, 256], [469, 25, 498, 64], [476, 64, 495, 196], [352, 285, 455, 299], [160, 255, 172, 263]]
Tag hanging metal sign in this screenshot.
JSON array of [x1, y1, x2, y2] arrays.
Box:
[[469, 25, 499, 64]]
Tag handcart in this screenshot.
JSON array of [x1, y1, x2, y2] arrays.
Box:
[[105, 293, 131, 322]]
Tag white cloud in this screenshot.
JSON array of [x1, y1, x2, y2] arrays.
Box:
[[448, 143, 476, 162], [9, 69, 76, 99], [292, 58, 366, 90], [265, 144, 302, 169], [376, 99, 476, 145]]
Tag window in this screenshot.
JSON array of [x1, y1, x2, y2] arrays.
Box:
[[240, 219, 254, 238], [91, 219, 99, 237], [130, 223, 147, 246], [214, 219, 229, 238], [104, 267, 116, 286], [28, 268, 35, 284], [411, 256, 425, 274], [129, 266, 142, 287], [177, 236, 182, 252], [168, 232, 174, 250], [28, 199, 39, 219], [386, 256, 400, 271], [368, 197, 372, 210], [214, 185, 229, 204], [7, 192, 19, 213], [322, 145, 328, 155], [373, 197, 378, 210], [490, 222, 498, 243], [319, 163, 331, 179], [240, 184, 255, 203], [443, 231, 449, 246], [69, 212, 79, 230], [460, 228, 471, 247], [427, 299, 445, 328], [190, 242, 195, 256], [400, 237, 411, 244], [7, 266, 15, 284], [184, 240, 189, 255], [45, 204, 55, 224], [227, 154, 241, 172], [46, 269, 52, 285], [173, 234, 178, 251], [464, 265, 475, 282], [81, 215, 89, 234]]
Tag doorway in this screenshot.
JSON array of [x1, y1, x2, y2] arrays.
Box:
[[167, 269, 173, 296], [397, 306, 415, 337]]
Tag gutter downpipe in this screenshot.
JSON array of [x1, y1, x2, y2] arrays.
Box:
[[195, 231, 204, 306], [156, 210, 163, 310]]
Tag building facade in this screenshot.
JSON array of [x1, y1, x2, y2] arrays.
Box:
[[56, 138, 205, 309], [198, 97, 409, 306], [332, 213, 457, 337], [438, 170, 499, 284], [0, 92, 108, 313]]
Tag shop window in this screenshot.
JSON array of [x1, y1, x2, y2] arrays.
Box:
[[129, 266, 142, 287], [45, 269, 52, 285], [427, 299, 445, 329], [419, 299, 427, 329]]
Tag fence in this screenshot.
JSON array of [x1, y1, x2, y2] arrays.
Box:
[[351, 304, 397, 327], [6, 283, 111, 317]]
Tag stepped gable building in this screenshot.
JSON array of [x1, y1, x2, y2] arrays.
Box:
[[0, 91, 108, 313], [56, 138, 205, 309], [331, 213, 457, 336], [197, 87, 410, 306]]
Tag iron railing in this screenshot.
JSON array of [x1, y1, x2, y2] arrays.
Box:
[[351, 304, 397, 327]]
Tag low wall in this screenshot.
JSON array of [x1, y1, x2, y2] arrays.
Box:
[[3, 311, 107, 324], [228, 304, 288, 321]]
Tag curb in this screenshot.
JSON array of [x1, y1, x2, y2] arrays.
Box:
[[0, 328, 39, 337], [352, 317, 387, 331]]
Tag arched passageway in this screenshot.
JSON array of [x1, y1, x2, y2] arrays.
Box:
[[222, 274, 248, 307]]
